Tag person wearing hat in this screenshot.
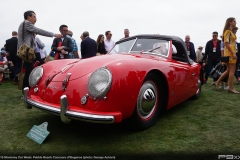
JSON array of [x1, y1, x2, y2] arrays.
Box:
[[196, 46, 203, 64]]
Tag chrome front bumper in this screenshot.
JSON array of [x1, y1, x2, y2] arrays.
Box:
[[23, 87, 115, 124]]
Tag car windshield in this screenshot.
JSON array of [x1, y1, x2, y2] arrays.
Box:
[[109, 39, 136, 54], [109, 38, 169, 57]]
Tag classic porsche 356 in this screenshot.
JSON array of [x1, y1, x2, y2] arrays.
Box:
[[23, 34, 203, 131]]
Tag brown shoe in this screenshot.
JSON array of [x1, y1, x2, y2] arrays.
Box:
[[14, 82, 18, 85]]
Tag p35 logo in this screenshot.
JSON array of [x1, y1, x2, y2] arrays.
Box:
[[218, 155, 240, 159]]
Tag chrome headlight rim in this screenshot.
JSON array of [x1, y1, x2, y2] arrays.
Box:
[[29, 66, 43, 87], [87, 67, 112, 100]]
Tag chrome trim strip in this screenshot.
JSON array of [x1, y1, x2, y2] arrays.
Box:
[[60, 95, 71, 123], [128, 38, 138, 53], [27, 99, 60, 114], [166, 41, 171, 57], [23, 87, 32, 109], [66, 111, 114, 123], [24, 93, 115, 124]]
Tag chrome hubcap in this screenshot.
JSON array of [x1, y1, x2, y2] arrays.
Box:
[[137, 82, 157, 119]]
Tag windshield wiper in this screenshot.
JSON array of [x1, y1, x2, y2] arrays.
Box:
[[146, 46, 161, 52]]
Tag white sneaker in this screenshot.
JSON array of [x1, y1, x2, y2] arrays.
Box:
[[224, 86, 230, 90]]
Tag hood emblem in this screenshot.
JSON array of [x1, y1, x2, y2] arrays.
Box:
[[62, 73, 72, 91], [62, 64, 74, 73]]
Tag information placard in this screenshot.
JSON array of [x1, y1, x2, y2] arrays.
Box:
[[26, 122, 50, 144]]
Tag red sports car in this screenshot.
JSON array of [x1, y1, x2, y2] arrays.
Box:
[[23, 35, 203, 131]]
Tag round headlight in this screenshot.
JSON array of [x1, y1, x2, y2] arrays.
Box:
[[29, 66, 43, 87], [87, 68, 112, 100]]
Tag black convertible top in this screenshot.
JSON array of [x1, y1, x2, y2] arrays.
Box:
[[117, 34, 185, 45]]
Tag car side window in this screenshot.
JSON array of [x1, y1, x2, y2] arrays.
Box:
[[131, 39, 169, 57], [172, 42, 187, 62]]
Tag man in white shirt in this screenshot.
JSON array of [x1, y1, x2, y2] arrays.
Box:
[[104, 31, 115, 53]]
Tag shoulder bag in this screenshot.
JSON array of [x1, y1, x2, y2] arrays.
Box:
[[17, 21, 36, 63]]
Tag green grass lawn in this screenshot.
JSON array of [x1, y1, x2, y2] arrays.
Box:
[[0, 80, 240, 160]]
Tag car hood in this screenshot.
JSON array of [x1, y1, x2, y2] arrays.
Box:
[[44, 53, 162, 81]]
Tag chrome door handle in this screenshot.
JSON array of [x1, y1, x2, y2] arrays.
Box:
[[191, 73, 196, 76]]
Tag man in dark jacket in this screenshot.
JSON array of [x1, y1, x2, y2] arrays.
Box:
[[81, 31, 97, 59], [6, 31, 21, 83], [51, 24, 72, 59], [203, 31, 222, 83], [185, 35, 196, 61]]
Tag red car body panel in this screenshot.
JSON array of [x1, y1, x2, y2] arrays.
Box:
[[24, 35, 202, 126]]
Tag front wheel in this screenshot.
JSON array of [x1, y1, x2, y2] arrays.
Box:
[[128, 74, 163, 131]]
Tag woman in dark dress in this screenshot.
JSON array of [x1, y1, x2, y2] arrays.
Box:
[[96, 34, 107, 56]]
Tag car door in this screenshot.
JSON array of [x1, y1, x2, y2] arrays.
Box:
[[170, 42, 196, 104], [171, 61, 193, 104]]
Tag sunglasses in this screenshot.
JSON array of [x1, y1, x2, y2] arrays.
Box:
[[213, 35, 218, 37]]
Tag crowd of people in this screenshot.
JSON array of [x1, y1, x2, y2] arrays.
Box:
[[0, 10, 239, 95], [177, 18, 239, 94], [0, 10, 130, 89]]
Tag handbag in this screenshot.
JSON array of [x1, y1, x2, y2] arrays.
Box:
[[18, 44, 35, 63], [210, 62, 227, 80], [220, 56, 229, 62], [17, 21, 36, 63]]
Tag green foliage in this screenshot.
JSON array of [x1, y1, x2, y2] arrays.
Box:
[[0, 81, 240, 159]]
